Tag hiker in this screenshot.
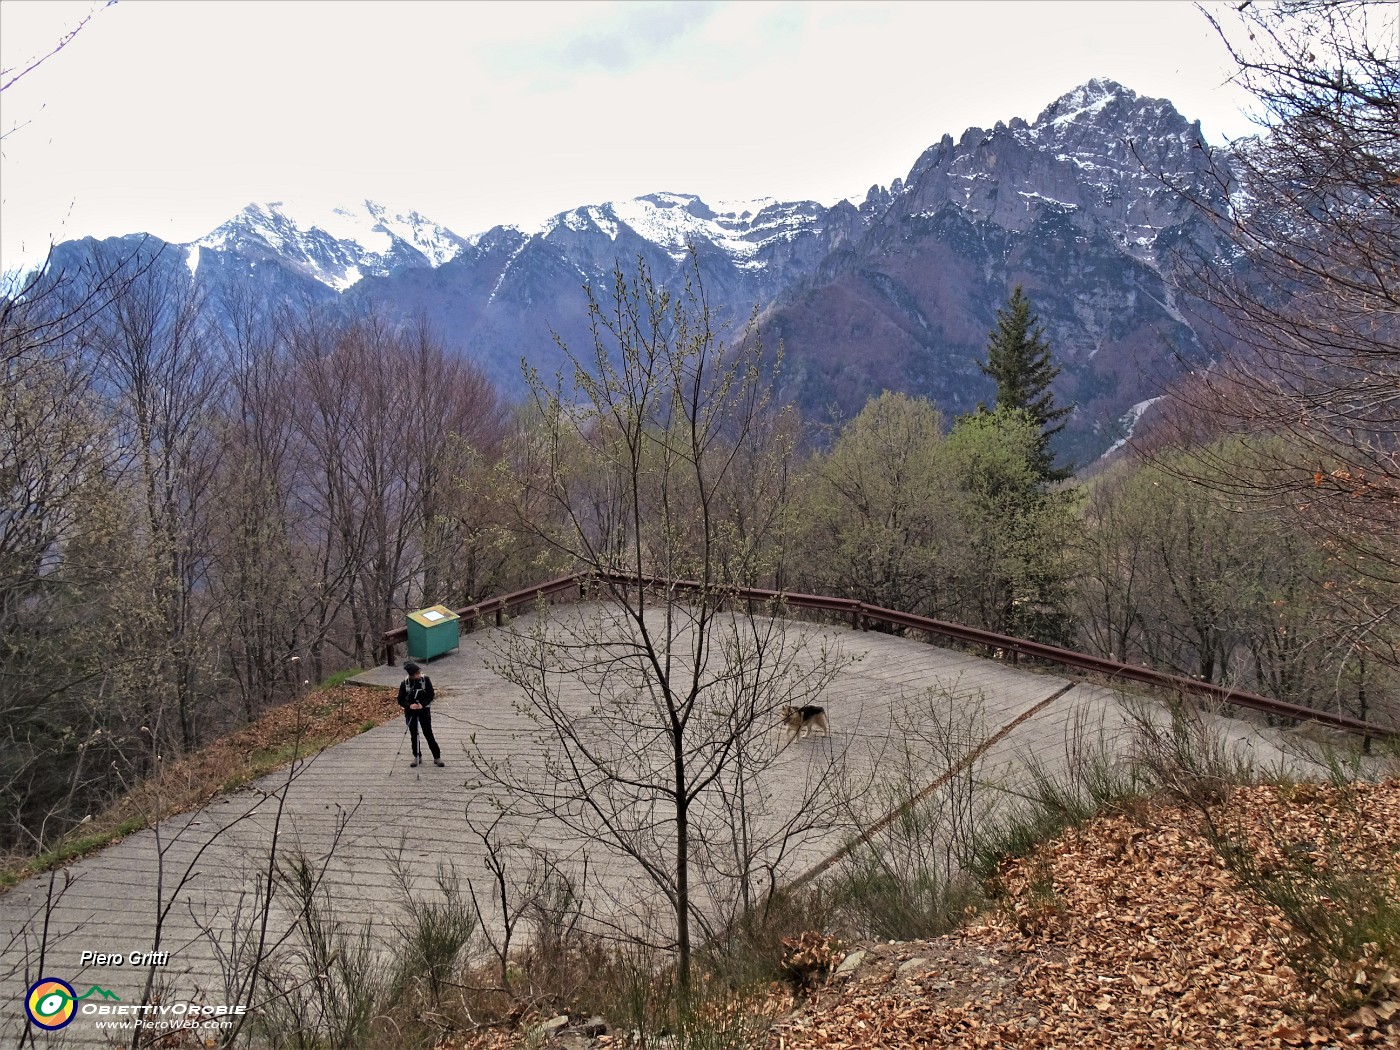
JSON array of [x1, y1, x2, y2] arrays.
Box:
[[398, 661, 443, 767]]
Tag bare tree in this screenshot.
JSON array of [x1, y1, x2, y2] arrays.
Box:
[[1154, 0, 1400, 672], [1071, 461, 1157, 664], [1, 242, 221, 849], [204, 289, 312, 720], [829, 687, 992, 941], [469, 252, 852, 991], [1, 272, 117, 845], [0, 0, 116, 138], [399, 317, 509, 606], [89, 242, 224, 758], [286, 310, 507, 671], [1074, 441, 1396, 723], [0, 2, 113, 90]]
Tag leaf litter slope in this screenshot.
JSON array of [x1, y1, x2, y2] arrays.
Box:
[[773, 781, 1400, 1049]]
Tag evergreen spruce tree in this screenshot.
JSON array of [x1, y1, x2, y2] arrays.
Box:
[[981, 286, 1073, 482]]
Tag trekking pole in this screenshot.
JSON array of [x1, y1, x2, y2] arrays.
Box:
[[389, 714, 411, 777]]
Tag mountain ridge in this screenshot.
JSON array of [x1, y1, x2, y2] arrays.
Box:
[[35, 77, 1230, 463]]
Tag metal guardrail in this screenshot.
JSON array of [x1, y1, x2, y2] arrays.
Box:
[[384, 572, 1395, 740]]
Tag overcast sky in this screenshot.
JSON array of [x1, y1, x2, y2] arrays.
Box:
[[0, 0, 1258, 265]]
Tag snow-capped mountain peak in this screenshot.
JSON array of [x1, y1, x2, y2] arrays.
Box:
[[191, 198, 467, 291], [536, 191, 828, 271], [41, 78, 1236, 466], [880, 74, 1211, 268], [1036, 76, 1131, 126]]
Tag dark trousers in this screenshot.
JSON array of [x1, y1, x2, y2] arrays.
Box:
[[405, 709, 440, 760]]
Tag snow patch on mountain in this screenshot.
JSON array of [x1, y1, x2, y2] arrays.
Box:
[[0, 261, 44, 297], [487, 239, 531, 305], [192, 199, 467, 291], [610, 192, 773, 264], [1102, 397, 1164, 458], [533, 192, 824, 271], [1018, 190, 1077, 210], [183, 187, 841, 293], [1033, 77, 1144, 133], [1040, 77, 1120, 127]]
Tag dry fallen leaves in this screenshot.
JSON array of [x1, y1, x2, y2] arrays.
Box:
[[770, 780, 1400, 1050]]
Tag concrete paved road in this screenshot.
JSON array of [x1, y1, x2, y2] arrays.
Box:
[[0, 603, 1308, 1047]]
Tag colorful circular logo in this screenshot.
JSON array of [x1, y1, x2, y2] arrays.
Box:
[[26, 977, 77, 1030]]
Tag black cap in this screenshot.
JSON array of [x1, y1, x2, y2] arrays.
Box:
[[403, 661, 421, 674]]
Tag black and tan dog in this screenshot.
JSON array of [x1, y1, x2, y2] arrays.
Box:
[[780, 704, 829, 740]]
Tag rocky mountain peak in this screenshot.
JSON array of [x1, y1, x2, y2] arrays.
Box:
[[1034, 78, 1197, 145], [192, 198, 467, 291], [881, 76, 1211, 262], [531, 191, 828, 271], [49, 78, 1238, 466], [1035, 76, 1135, 124]]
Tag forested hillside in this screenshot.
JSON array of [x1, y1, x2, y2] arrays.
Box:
[[1, 0, 1395, 990]]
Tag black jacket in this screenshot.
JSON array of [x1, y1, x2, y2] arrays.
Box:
[[397, 674, 435, 711]]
